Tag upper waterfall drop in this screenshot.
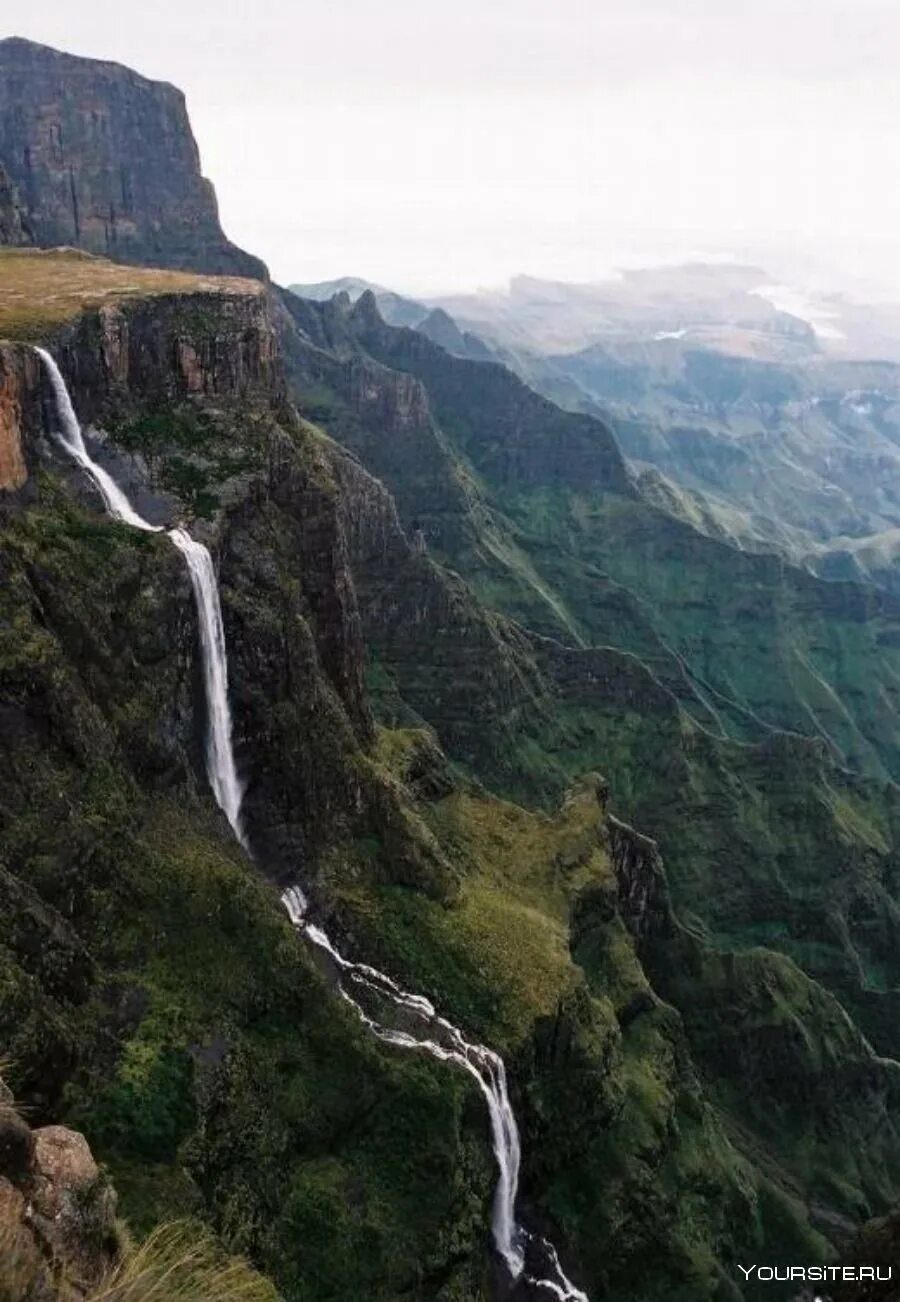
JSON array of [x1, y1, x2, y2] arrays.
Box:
[[36, 347, 246, 849], [35, 347, 161, 533]]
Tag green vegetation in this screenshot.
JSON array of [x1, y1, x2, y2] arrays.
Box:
[[8, 267, 900, 1301], [0, 468, 493, 1300]]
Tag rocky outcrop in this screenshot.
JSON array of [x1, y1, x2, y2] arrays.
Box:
[[606, 814, 672, 942], [0, 38, 264, 280], [52, 288, 281, 424], [0, 1079, 119, 1299]]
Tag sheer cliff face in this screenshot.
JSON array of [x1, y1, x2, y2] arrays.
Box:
[[0, 38, 265, 280], [0, 163, 29, 246]]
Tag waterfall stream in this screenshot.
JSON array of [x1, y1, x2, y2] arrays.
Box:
[[35, 348, 246, 848], [36, 347, 587, 1302]]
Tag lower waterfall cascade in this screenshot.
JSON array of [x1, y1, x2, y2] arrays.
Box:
[[36, 346, 588, 1302]]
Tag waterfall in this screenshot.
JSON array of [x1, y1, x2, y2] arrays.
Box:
[[280, 895, 588, 1301], [168, 529, 246, 847], [35, 347, 161, 533], [36, 348, 246, 848], [36, 347, 587, 1301]]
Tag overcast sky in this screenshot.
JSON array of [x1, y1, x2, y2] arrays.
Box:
[[8, 0, 900, 295]]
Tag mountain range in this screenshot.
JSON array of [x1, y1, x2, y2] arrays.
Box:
[[3, 33, 900, 1302]]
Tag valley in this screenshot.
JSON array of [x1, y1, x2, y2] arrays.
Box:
[[1, 33, 900, 1302]]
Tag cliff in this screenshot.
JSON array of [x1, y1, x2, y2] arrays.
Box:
[[0, 162, 30, 246], [5, 49, 900, 1291], [0, 251, 873, 1301], [0, 38, 265, 280]]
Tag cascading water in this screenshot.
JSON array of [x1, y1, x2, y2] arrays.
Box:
[[36, 346, 587, 1302], [281, 886, 588, 1300], [35, 346, 161, 533], [167, 528, 246, 847], [36, 348, 246, 849]]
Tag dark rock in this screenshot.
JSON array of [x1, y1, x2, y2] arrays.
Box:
[[0, 161, 30, 246], [0, 37, 265, 279], [0, 1106, 35, 1183]]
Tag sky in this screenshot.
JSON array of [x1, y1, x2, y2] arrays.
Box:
[[8, 0, 900, 295]]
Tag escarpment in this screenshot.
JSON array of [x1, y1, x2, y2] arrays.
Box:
[[0, 162, 30, 247], [0, 38, 265, 280], [7, 215, 900, 1298], [0, 344, 41, 489]]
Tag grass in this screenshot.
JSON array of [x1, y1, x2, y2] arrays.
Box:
[[334, 775, 610, 1046], [90, 1221, 278, 1302], [0, 247, 263, 341]]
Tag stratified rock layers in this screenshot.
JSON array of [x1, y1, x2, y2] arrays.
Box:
[[0, 38, 264, 279]]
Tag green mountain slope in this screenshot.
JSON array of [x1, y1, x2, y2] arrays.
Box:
[[4, 251, 900, 1299], [280, 289, 900, 1168]]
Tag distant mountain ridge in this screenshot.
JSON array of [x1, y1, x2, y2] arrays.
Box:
[[287, 276, 497, 361], [312, 264, 900, 582]]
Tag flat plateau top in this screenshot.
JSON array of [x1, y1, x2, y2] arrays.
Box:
[[0, 247, 265, 341]]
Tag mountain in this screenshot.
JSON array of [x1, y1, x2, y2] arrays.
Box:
[[0, 37, 265, 279], [6, 38, 900, 1302], [0, 245, 795, 1302], [288, 275, 429, 327], [418, 267, 900, 584], [287, 278, 496, 362], [537, 343, 900, 551], [431, 265, 819, 359]]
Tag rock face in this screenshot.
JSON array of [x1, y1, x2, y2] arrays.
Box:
[[0, 345, 37, 489], [0, 1080, 119, 1299], [0, 38, 265, 280], [0, 162, 30, 246]]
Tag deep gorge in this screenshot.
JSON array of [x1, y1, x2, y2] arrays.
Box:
[[2, 33, 900, 1302]]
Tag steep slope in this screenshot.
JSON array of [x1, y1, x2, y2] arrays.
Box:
[[0, 38, 265, 280], [279, 289, 900, 1098], [540, 343, 900, 554], [6, 249, 897, 1299], [0, 261, 494, 1301], [303, 293, 900, 784]]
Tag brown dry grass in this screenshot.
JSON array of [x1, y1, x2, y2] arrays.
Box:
[[88, 1221, 279, 1302], [0, 247, 264, 342]]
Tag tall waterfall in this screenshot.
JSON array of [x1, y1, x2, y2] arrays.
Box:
[[168, 529, 246, 847], [35, 347, 161, 533], [36, 347, 586, 1302], [36, 348, 246, 848]]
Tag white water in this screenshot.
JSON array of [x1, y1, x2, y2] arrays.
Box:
[[282, 885, 588, 1301], [36, 348, 246, 848], [37, 347, 586, 1300], [168, 528, 246, 846]]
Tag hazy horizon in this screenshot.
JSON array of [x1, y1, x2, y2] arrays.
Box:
[[8, 0, 900, 299]]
